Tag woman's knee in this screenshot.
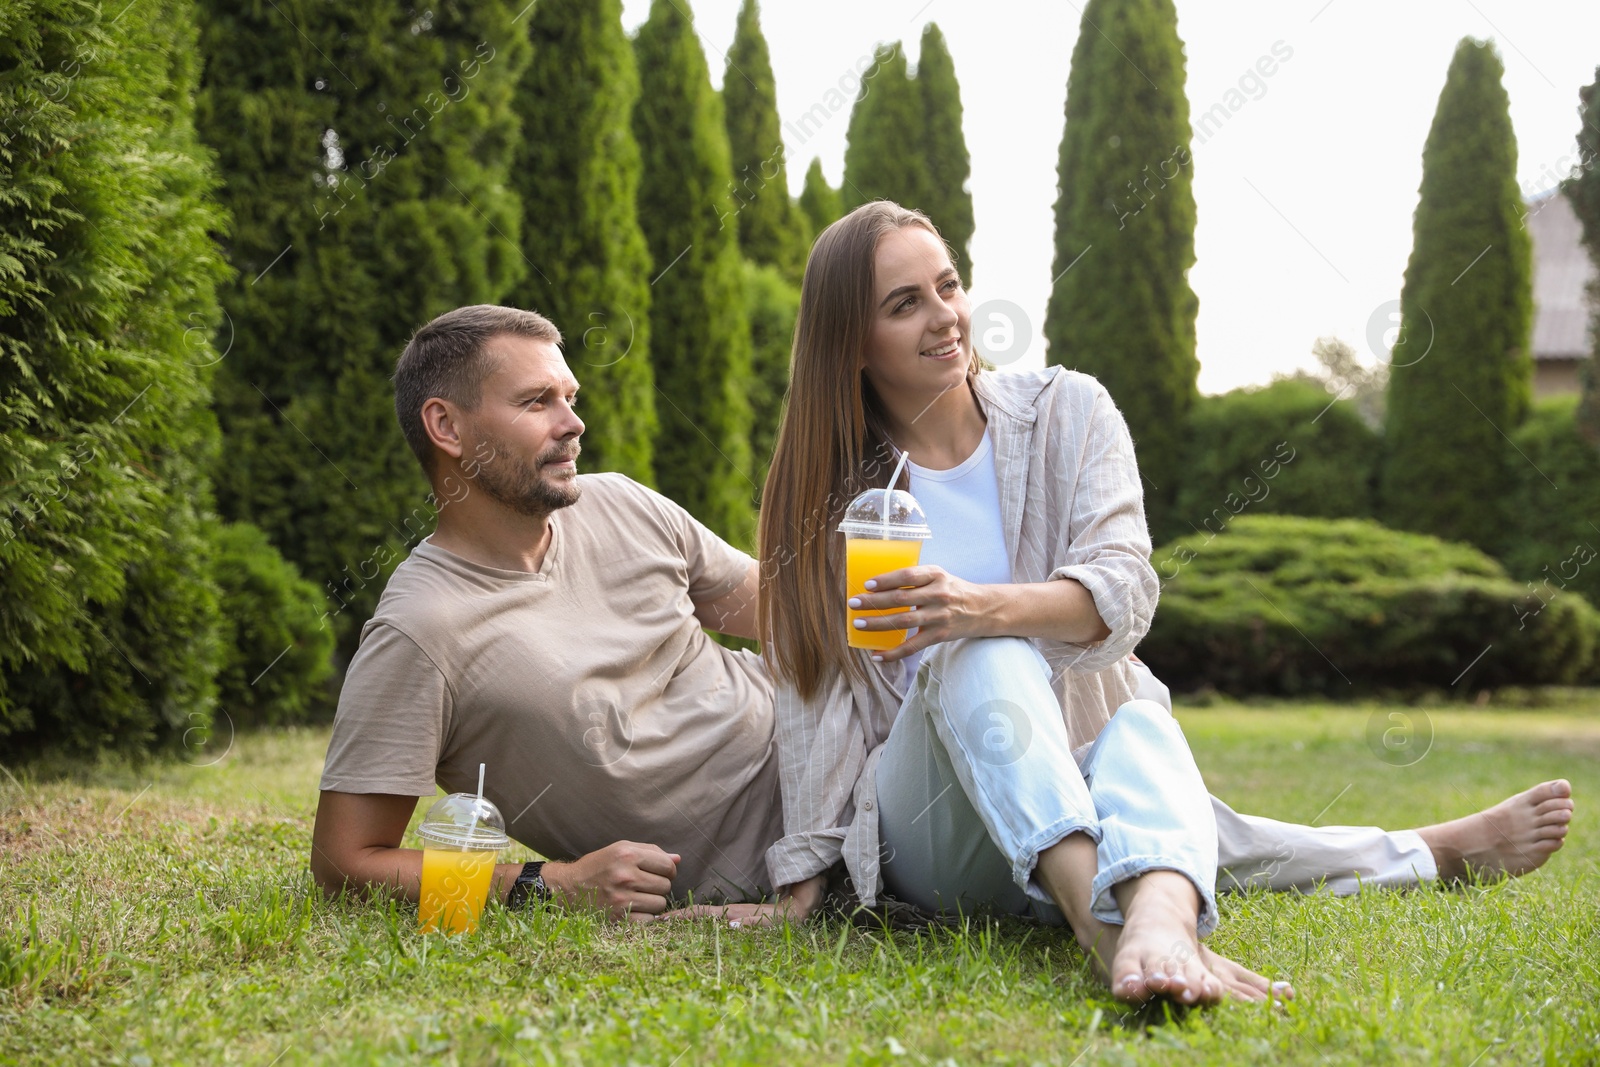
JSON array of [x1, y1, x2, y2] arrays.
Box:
[[933, 635, 1048, 681], [1106, 698, 1182, 742]]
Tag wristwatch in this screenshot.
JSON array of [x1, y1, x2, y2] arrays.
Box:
[[506, 861, 551, 910]]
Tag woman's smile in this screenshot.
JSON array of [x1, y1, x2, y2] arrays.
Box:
[[921, 337, 964, 360]]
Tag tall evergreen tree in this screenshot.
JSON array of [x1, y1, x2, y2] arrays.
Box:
[[633, 0, 756, 546], [914, 24, 975, 285], [723, 0, 808, 284], [196, 2, 532, 653], [1043, 0, 1198, 539], [1564, 69, 1600, 448], [799, 157, 844, 239], [841, 44, 929, 214], [511, 0, 656, 483], [1, 0, 226, 751], [1380, 38, 1532, 551]]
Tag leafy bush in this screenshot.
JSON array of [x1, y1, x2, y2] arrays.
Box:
[[1142, 516, 1600, 696], [0, 1, 227, 753], [209, 523, 335, 728], [1502, 395, 1600, 612], [1165, 380, 1378, 543]]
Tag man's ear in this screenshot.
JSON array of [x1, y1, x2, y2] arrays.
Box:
[[420, 397, 467, 465]]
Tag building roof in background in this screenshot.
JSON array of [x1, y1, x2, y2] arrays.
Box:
[[1527, 189, 1595, 363]]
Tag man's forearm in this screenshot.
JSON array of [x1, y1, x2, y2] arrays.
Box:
[[311, 843, 523, 905]]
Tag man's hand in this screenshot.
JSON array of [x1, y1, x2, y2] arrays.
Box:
[[660, 873, 826, 928], [541, 841, 681, 922]]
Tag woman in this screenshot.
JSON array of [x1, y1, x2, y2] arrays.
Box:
[[755, 201, 1280, 1006]]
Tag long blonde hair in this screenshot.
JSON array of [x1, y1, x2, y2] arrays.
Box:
[[758, 202, 981, 698]]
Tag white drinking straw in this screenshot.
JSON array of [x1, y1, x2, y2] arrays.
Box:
[[883, 450, 911, 539], [468, 761, 486, 841]]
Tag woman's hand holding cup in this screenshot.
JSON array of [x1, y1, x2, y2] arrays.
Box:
[[849, 564, 987, 662]]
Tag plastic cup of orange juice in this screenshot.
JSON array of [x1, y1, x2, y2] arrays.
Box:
[[416, 791, 509, 934], [838, 486, 932, 650]]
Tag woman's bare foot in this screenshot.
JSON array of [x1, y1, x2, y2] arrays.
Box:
[[1197, 944, 1294, 1003], [1106, 871, 1224, 1006], [1415, 780, 1573, 884]]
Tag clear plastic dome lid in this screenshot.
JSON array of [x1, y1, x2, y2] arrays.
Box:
[[837, 488, 932, 540], [416, 792, 510, 851]]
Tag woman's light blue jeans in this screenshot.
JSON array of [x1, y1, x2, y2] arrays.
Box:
[[876, 637, 1219, 936]]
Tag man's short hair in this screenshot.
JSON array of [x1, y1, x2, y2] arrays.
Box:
[[393, 304, 562, 473]]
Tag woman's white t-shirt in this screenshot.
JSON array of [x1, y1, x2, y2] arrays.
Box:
[[901, 428, 1012, 678]]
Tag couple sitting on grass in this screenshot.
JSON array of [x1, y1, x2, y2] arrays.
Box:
[[312, 201, 1574, 1007]]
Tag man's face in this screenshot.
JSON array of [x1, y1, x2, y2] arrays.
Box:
[[455, 335, 585, 517]]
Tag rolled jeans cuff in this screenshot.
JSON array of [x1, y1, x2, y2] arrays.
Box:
[[1014, 816, 1101, 907], [1090, 856, 1221, 939]]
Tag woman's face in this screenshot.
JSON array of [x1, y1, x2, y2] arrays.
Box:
[[862, 225, 971, 402]]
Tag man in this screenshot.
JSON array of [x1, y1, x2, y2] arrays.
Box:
[[311, 304, 1574, 931]]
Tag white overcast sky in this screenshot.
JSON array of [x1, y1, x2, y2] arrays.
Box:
[[620, 0, 1599, 394]]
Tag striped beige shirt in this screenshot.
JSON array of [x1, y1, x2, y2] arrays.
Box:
[[763, 367, 1159, 904]]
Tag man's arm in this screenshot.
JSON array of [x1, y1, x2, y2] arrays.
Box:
[[692, 558, 760, 640], [309, 790, 685, 921]]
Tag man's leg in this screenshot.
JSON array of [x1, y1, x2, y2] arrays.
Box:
[[1129, 657, 1576, 891]]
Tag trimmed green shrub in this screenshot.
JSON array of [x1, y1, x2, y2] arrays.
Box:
[[209, 523, 335, 728], [1168, 380, 1379, 543], [1, 0, 229, 753], [1045, 0, 1198, 538], [1143, 516, 1600, 696], [1503, 395, 1600, 612], [743, 260, 801, 492]]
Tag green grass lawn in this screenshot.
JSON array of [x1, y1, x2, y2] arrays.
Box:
[[3, 700, 1598, 1065]]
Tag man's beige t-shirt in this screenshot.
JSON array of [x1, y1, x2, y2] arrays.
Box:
[[320, 473, 782, 902]]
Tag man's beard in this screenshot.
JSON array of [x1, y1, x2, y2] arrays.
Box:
[[472, 432, 582, 517]]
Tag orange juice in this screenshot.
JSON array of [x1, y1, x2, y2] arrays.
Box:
[[418, 847, 498, 934], [845, 537, 924, 649]]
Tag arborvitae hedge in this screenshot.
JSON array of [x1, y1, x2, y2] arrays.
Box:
[[841, 44, 928, 214], [723, 0, 808, 284], [197, 2, 532, 654], [1503, 395, 1600, 612], [633, 0, 755, 546], [742, 260, 801, 493], [511, 0, 656, 483], [1168, 380, 1379, 543], [1380, 38, 1531, 553], [914, 24, 975, 285], [1564, 69, 1600, 447], [1, 0, 226, 752], [799, 157, 843, 239], [1045, 0, 1198, 537]]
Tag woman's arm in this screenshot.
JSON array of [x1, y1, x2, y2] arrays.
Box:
[[847, 569, 1108, 663]]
